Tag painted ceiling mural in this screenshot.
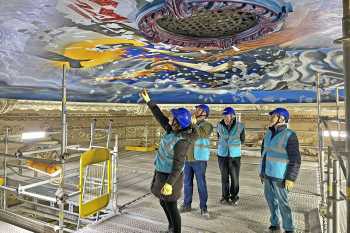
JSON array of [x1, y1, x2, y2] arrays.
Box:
[[0, 0, 344, 104]]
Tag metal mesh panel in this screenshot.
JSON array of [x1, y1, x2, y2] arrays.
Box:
[[0, 220, 33, 233], [82, 162, 108, 203]]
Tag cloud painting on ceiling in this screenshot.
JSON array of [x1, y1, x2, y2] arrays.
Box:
[[0, 0, 344, 104]]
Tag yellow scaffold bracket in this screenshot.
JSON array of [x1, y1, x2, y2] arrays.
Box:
[[0, 177, 4, 186], [125, 145, 156, 152], [347, 187, 350, 201], [79, 148, 111, 218], [327, 185, 332, 194]]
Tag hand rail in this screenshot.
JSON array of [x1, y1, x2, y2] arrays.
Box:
[[320, 118, 348, 178]]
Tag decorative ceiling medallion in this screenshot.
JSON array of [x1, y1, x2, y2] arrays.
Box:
[[137, 0, 293, 48], [157, 9, 258, 38]]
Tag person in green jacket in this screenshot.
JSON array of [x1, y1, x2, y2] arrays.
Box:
[[180, 104, 213, 218]]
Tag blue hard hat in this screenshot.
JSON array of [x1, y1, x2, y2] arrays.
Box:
[[195, 104, 210, 117], [269, 107, 289, 122], [223, 107, 235, 115], [170, 108, 192, 129]]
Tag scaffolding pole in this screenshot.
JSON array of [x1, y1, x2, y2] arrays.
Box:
[[90, 119, 96, 148], [112, 135, 118, 214], [342, 0, 350, 232], [326, 147, 332, 233], [3, 128, 9, 211], [336, 88, 341, 135], [316, 73, 326, 208], [106, 120, 112, 149], [333, 158, 340, 233], [336, 88, 344, 193], [59, 64, 67, 233]]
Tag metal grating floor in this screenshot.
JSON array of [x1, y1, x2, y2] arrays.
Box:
[[77, 152, 321, 233], [0, 220, 33, 233]]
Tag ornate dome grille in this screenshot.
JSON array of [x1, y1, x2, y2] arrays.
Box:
[[137, 0, 293, 48], [157, 9, 258, 38]]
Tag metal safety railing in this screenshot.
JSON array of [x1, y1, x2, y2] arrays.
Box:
[[316, 72, 349, 233], [319, 117, 348, 233], [0, 65, 120, 233]]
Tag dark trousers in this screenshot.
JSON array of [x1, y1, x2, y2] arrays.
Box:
[[217, 156, 241, 200], [160, 200, 181, 233], [183, 161, 208, 209]]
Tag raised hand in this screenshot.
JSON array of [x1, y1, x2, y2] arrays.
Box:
[[139, 88, 151, 103]]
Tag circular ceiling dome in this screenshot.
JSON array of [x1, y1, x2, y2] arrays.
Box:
[[136, 0, 293, 48]]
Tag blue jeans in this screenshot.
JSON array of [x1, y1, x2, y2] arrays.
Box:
[[183, 161, 208, 210], [264, 178, 294, 231]]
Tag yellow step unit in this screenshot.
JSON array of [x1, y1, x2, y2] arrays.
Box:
[[79, 148, 111, 218], [125, 145, 156, 152]]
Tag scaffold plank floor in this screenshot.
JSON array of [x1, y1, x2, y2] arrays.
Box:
[[77, 152, 320, 233], [0, 220, 33, 233]]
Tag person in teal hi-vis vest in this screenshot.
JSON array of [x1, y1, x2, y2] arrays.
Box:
[[216, 107, 245, 205], [140, 88, 197, 233], [180, 104, 213, 219], [259, 107, 301, 233]]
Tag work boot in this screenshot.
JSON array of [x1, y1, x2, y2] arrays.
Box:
[[180, 203, 191, 213], [231, 196, 239, 206], [201, 208, 210, 219], [219, 198, 231, 205], [264, 225, 281, 232], [160, 227, 174, 233]]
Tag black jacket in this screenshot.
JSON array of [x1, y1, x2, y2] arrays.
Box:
[[147, 101, 193, 201], [261, 125, 301, 182]]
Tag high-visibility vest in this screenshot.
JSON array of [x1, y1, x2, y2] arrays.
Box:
[[154, 132, 183, 173], [194, 122, 211, 161], [217, 122, 244, 157], [260, 128, 293, 179]]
